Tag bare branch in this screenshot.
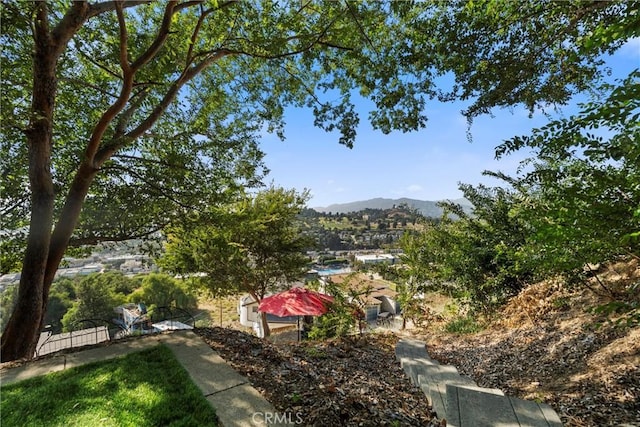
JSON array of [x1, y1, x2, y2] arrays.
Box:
[[69, 224, 167, 247], [130, 1, 179, 71], [72, 38, 121, 79], [115, 2, 130, 74]]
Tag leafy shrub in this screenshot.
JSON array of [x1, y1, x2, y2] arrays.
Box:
[[444, 315, 483, 334], [308, 304, 356, 340]]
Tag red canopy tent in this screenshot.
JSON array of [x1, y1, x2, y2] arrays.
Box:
[[258, 287, 334, 340]]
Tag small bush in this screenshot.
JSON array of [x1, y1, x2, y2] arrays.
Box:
[[444, 315, 482, 334], [308, 307, 355, 340]]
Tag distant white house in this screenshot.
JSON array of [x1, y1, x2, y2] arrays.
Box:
[[114, 303, 156, 335], [237, 293, 300, 328], [354, 253, 396, 265], [238, 294, 261, 327], [114, 303, 193, 337]]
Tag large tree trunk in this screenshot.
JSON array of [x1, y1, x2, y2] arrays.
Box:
[[0, 5, 58, 361], [1, 1, 206, 361], [0, 2, 91, 362]]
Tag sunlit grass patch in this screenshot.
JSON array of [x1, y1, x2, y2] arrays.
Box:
[[1, 345, 218, 426]]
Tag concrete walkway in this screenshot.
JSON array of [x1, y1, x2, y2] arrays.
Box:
[[396, 339, 563, 427], [0, 331, 291, 427]]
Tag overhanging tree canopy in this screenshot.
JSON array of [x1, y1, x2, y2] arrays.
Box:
[[1, 0, 431, 361], [1, 0, 636, 361]]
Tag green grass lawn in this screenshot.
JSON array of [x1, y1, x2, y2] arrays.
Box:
[[1, 345, 218, 427]]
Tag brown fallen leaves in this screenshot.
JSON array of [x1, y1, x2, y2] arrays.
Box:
[[196, 328, 439, 426], [419, 261, 640, 427]]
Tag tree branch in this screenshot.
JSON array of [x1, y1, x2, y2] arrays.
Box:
[[186, 5, 214, 65], [115, 2, 130, 74], [111, 153, 192, 172], [59, 77, 119, 98], [121, 49, 233, 145], [69, 224, 167, 247], [51, 1, 90, 56], [102, 164, 196, 210], [72, 38, 122, 79], [343, 0, 375, 52], [83, 4, 136, 164], [87, 0, 154, 19], [130, 1, 179, 71], [114, 88, 150, 138]]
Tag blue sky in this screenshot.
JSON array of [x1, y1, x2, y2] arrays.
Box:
[[259, 39, 639, 209]]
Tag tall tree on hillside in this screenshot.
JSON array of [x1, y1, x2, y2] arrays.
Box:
[[0, 1, 429, 361], [159, 187, 313, 337], [1, 0, 636, 361]]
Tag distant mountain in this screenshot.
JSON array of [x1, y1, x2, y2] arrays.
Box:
[[313, 197, 472, 218]]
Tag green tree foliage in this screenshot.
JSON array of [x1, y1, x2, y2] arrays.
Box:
[[308, 274, 372, 339], [496, 71, 640, 280], [127, 273, 197, 311], [2, 0, 439, 361], [159, 187, 313, 336], [42, 278, 76, 334], [402, 0, 639, 119], [61, 272, 133, 331], [2, 0, 636, 362], [402, 71, 639, 314], [397, 228, 443, 328], [498, 71, 639, 319], [0, 285, 18, 333], [411, 185, 533, 312], [394, 2, 639, 317]]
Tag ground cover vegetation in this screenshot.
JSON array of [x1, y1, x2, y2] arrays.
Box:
[[1, 0, 637, 362], [0, 345, 219, 426], [197, 327, 437, 426], [199, 266, 639, 426], [420, 260, 640, 426]]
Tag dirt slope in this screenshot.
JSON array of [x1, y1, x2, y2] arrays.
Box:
[[418, 260, 640, 426]]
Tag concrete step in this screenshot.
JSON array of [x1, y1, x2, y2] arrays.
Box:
[[426, 382, 502, 421], [400, 357, 442, 385], [395, 338, 432, 361], [417, 368, 476, 389], [420, 378, 475, 417], [446, 384, 562, 427], [394, 339, 563, 426]]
